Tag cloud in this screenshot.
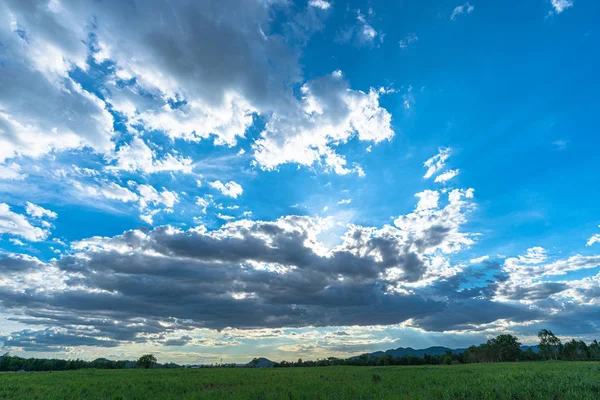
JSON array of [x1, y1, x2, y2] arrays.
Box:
[[450, 3, 474, 20], [0, 163, 26, 180], [0, 186, 480, 349], [470, 255, 489, 264], [549, 0, 573, 15], [25, 202, 57, 219], [0, 0, 390, 178], [399, 33, 418, 50], [99, 182, 139, 203], [423, 148, 451, 179], [137, 184, 179, 210], [0, 203, 49, 242], [308, 0, 331, 10], [552, 140, 569, 150], [0, 1, 114, 163], [337, 199, 353, 205], [587, 227, 600, 247], [415, 190, 440, 211], [108, 137, 193, 174], [209, 181, 243, 199], [336, 10, 382, 47], [253, 71, 393, 174], [434, 169, 460, 183], [9, 238, 25, 246], [588, 235, 600, 247]]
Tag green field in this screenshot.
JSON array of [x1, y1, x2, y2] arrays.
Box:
[[1, 362, 599, 399]]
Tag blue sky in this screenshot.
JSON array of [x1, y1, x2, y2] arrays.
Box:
[[0, 0, 599, 364]]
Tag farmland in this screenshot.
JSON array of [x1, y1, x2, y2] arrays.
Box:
[[1, 362, 600, 399]]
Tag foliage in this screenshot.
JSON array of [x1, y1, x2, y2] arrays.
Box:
[[2, 362, 600, 399], [538, 329, 562, 361], [136, 354, 157, 369]]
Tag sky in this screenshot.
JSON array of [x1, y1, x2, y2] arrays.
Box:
[[0, 0, 599, 364]]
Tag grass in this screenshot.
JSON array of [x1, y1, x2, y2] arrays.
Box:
[[1, 362, 600, 399]]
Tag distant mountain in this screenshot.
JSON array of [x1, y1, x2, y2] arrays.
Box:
[[247, 357, 275, 368], [354, 346, 463, 359], [356, 344, 538, 359], [521, 345, 539, 353]]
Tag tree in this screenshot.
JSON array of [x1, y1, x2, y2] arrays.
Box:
[[136, 354, 157, 369], [494, 334, 522, 362], [538, 329, 561, 361], [589, 340, 600, 360]]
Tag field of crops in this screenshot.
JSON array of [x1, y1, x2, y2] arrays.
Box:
[[1, 361, 599, 399]]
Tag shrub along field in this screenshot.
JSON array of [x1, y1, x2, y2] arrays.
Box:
[[1, 361, 600, 399]]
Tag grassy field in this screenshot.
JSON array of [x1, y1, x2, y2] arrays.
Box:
[[1, 362, 600, 399]]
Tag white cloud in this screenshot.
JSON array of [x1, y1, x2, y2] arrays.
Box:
[[0, 163, 26, 180], [434, 169, 460, 183], [337, 198, 353, 205], [0, 203, 48, 242], [108, 137, 193, 174], [550, 0, 573, 14], [587, 235, 600, 247], [470, 255, 490, 264], [399, 33, 418, 50], [137, 185, 179, 210], [100, 182, 139, 203], [415, 190, 439, 211], [450, 3, 474, 20], [308, 0, 331, 10], [25, 202, 57, 219], [588, 228, 600, 246], [209, 181, 243, 199], [423, 148, 451, 179], [217, 213, 235, 221], [337, 10, 382, 47], [253, 71, 393, 174], [0, 3, 114, 163], [195, 196, 213, 214], [502, 247, 600, 282]]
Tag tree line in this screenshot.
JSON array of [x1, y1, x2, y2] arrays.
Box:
[[273, 330, 600, 367], [0, 353, 172, 372]]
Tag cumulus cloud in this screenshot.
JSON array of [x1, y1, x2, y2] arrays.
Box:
[[137, 184, 179, 210], [308, 0, 331, 10], [253, 71, 393, 174], [450, 2, 474, 20], [470, 255, 489, 264], [0, 204, 49, 242], [0, 185, 482, 349], [0, 163, 26, 180], [25, 202, 57, 219], [0, 0, 114, 163], [108, 137, 193, 174], [0, 0, 388, 177], [209, 181, 243, 199]]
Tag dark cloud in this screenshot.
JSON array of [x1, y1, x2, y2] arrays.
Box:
[[164, 336, 193, 347], [0, 328, 119, 352], [0, 212, 486, 350], [497, 282, 570, 301]]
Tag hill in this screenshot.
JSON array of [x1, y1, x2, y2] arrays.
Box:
[[356, 345, 538, 359]]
